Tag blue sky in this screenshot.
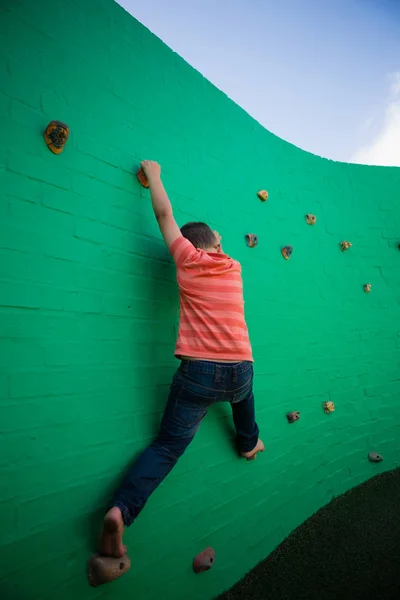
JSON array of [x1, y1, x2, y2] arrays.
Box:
[[116, 0, 400, 166]]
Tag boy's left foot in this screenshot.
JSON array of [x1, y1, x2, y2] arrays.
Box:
[[99, 507, 126, 558], [241, 439, 264, 461]]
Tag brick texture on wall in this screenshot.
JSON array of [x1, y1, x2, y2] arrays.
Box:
[[1, 1, 400, 599]]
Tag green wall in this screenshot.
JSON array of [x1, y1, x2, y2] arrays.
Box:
[[1, 1, 400, 599]]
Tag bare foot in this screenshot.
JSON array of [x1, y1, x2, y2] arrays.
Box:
[[99, 507, 126, 558], [240, 439, 265, 461]]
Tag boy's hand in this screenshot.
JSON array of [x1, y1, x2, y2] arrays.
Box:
[[214, 230, 223, 252], [140, 160, 161, 183]]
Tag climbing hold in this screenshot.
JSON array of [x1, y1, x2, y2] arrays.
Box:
[[193, 548, 216, 573], [281, 245, 293, 260], [245, 234, 258, 248], [323, 401, 335, 413], [87, 554, 131, 587], [43, 120, 69, 154], [368, 452, 383, 463], [286, 411, 300, 423], [340, 241, 352, 252], [305, 214, 317, 225], [137, 167, 149, 188], [257, 190, 268, 202], [364, 283, 372, 293]]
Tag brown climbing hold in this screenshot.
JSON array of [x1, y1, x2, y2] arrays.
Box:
[[193, 548, 216, 573], [281, 245, 293, 260], [245, 234, 258, 248], [137, 167, 149, 188], [43, 120, 69, 154], [323, 401, 335, 413], [364, 283, 371, 293], [305, 214, 317, 225], [368, 452, 383, 463], [286, 411, 300, 423], [87, 554, 131, 587], [340, 241, 352, 252], [257, 190, 268, 202]]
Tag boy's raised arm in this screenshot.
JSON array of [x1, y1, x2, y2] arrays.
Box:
[[140, 160, 182, 250]]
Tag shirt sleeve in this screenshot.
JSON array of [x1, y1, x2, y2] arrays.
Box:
[[169, 236, 200, 268]]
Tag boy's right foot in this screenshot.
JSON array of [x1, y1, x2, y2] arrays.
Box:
[[240, 439, 264, 461], [98, 507, 126, 558]]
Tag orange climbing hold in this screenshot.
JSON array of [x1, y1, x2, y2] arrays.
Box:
[[323, 401, 335, 413], [281, 245, 293, 260], [340, 241, 352, 252], [87, 554, 131, 587], [245, 234, 258, 248], [137, 167, 150, 188], [43, 120, 69, 154], [257, 190, 268, 202], [305, 214, 317, 225], [193, 548, 216, 573]]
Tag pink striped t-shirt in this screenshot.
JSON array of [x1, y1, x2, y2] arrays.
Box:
[[170, 236, 253, 362]]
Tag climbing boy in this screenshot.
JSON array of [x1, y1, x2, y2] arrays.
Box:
[[99, 160, 263, 558]]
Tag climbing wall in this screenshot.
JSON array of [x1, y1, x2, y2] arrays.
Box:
[[1, 0, 400, 599]]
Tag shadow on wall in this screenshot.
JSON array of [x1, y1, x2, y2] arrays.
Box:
[[84, 241, 177, 552]]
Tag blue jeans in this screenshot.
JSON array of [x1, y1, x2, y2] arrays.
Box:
[[112, 360, 259, 526]]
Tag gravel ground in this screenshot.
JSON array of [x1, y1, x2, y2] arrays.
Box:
[[217, 469, 400, 600]]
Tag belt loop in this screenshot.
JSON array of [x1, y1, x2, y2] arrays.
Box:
[[232, 365, 238, 383], [215, 365, 221, 383], [181, 361, 189, 374]]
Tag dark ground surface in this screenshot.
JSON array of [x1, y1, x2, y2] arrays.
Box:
[[217, 469, 400, 600]]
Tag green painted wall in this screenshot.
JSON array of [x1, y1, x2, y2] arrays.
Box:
[[1, 1, 400, 598]]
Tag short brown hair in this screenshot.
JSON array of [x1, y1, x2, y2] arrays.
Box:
[[180, 222, 216, 250]]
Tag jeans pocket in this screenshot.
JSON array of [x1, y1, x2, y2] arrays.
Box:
[[238, 361, 253, 374], [173, 387, 216, 428], [232, 382, 253, 404], [231, 366, 253, 398]]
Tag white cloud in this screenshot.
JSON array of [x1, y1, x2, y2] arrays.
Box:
[[362, 115, 375, 131], [351, 72, 400, 167]]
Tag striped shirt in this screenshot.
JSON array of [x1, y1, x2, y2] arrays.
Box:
[[170, 236, 253, 362]]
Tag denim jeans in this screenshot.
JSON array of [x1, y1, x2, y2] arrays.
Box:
[[112, 360, 259, 526]]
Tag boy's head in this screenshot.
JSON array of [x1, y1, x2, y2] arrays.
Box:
[[181, 222, 222, 252]]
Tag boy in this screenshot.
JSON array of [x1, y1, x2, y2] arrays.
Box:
[[99, 160, 263, 558]]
